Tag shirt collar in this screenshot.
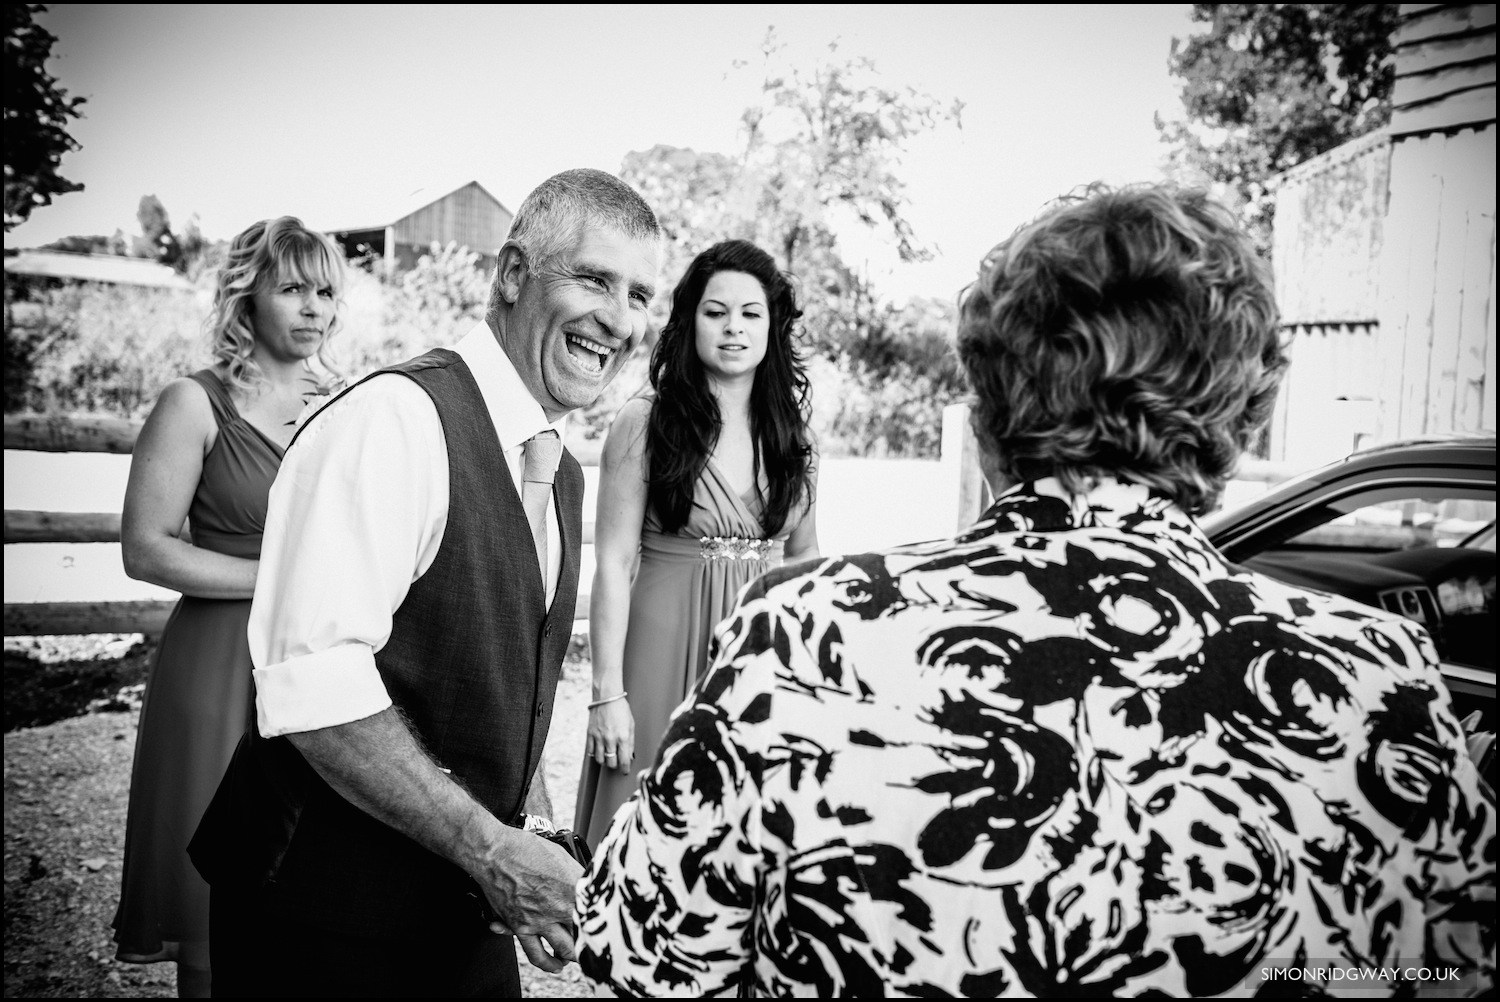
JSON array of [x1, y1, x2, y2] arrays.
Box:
[[451, 321, 566, 452], [978, 475, 1199, 538]]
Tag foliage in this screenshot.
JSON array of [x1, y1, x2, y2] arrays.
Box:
[[8, 238, 963, 457], [3, 4, 84, 231], [8, 282, 207, 416], [6, 241, 491, 419], [616, 31, 963, 455], [40, 231, 129, 256], [336, 241, 489, 380], [809, 354, 957, 459], [736, 32, 962, 274], [1158, 3, 1398, 247], [618, 145, 743, 341], [131, 194, 177, 262], [129, 194, 218, 279], [622, 32, 959, 343], [811, 297, 967, 457], [395, 240, 491, 320]]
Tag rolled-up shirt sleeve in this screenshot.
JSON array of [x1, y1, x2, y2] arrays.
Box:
[[250, 374, 448, 737]]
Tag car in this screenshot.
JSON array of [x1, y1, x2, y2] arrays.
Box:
[[1204, 435, 1496, 777]]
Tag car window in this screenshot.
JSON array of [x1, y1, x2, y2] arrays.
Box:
[[1249, 484, 1494, 674], [1461, 521, 1496, 552], [1284, 493, 1494, 551]]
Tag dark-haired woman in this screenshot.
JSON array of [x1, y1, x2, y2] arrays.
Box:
[[575, 240, 819, 847]]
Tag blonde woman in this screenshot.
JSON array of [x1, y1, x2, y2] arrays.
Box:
[[112, 217, 343, 996]]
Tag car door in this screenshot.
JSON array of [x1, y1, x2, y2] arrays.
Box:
[[1232, 478, 1495, 731]]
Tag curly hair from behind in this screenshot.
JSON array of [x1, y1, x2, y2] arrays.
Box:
[[955, 183, 1286, 515], [207, 216, 346, 396], [647, 239, 813, 536]]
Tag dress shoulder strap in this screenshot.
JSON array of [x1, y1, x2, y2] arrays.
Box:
[[186, 369, 236, 428]]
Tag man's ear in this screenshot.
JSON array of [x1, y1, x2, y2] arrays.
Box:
[[495, 240, 528, 305]]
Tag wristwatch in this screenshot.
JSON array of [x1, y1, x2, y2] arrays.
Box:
[[519, 813, 593, 868]]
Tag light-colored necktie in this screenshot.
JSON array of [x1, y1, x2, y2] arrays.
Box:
[[522, 430, 563, 583]]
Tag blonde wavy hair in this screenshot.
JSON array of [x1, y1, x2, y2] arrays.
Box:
[[956, 183, 1286, 516], [207, 216, 346, 395]]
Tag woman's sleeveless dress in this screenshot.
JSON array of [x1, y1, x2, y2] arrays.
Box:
[[576, 460, 791, 847], [112, 370, 282, 962]]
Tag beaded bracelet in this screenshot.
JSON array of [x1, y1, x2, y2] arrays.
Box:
[[588, 691, 629, 709]]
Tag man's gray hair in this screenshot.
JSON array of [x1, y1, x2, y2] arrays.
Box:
[[506, 168, 659, 271]]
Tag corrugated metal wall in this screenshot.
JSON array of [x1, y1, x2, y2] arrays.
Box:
[[1272, 130, 1389, 326], [1376, 125, 1496, 439], [1376, 3, 1496, 439], [1268, 322, 1383, 467], [1269, 132, 1389, 466]]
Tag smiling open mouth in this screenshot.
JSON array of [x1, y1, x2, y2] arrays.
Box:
[[565, 334, 610, 374]]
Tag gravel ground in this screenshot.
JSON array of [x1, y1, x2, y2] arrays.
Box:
[[3, 636, 604, 998]]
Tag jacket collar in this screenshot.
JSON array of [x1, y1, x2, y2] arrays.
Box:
[[974, 476, 1202, 541]]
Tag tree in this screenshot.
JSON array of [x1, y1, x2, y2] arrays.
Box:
[[1158, 3, 1397, 246], [41, 231, 129, 256], [128, 194, 218, 278], [132, 194, 180, 263], [4, 4, 85, 231], [609, 34, 966, 456], [619, 32, 961, 352], [736, 33, 962, 275]]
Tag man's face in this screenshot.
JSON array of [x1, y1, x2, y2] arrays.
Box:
[[506, 227, 658, 420]]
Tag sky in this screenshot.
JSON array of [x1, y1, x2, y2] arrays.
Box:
[[12, 3, 1198, 303]]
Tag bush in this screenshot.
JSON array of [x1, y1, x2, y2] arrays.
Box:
[[809, 354, 962, 458], [336, 242, 491, 384], [5, 244, 962, 459], [809, 296, 966, 458], [7, 282, 208, 416]]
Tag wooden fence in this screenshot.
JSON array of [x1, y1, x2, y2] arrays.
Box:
[[7, 409, 1300, 639], [2, 415, 175, 637], [3, 414, 595, 638]]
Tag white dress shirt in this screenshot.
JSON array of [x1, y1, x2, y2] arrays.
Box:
[[250, 322, 564, 737]]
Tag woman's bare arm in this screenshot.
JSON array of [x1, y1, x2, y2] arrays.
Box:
[[783, 448, 821, 563], [120, 378, 259, 599], [585, 398, 651, 772]]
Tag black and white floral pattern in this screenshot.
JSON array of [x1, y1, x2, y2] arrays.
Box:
[[576, 478, 1495, 997]]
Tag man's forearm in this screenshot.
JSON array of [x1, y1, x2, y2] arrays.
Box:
[[287, 705, 510, 874], [285, 704, 583, 954]]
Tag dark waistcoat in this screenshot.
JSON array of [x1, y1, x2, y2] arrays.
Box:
[[190, 348, 582, 939]]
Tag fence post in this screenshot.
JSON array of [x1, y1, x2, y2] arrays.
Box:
[[941, 403, 992, 532]]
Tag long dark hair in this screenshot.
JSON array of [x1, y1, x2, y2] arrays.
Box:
[[646, 240, 813, 536]]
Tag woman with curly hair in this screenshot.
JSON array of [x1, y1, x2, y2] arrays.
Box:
[[574, 185, 1492, 998], [575, 239, 819, 847], [112, 216, 343, 996]]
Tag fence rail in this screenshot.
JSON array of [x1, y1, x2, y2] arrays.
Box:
[[5, 599, 177, 637], [7, 409, 1299, 638], [4, 414, 143, 454], [5, 412, 599, 637], [5, 510, 123, 544]]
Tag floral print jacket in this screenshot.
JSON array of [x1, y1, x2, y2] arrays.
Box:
[[576, 478, 1495, 997]]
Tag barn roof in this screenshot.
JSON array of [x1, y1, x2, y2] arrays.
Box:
[[324, 179, 512, 234], [4, 250, 195, 291]]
